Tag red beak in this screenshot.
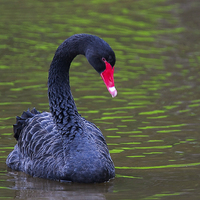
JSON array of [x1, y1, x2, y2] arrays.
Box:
[[100, 61, 117, 98]]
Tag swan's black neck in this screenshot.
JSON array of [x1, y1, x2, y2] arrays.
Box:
[[48, 34, 90, 133]]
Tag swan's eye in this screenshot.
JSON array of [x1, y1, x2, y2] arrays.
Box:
[[102, 57, 106, 62]]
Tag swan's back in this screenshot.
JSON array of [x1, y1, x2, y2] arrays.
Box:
[[7, 109, 115, 183]]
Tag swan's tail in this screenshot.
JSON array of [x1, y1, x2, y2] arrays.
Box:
[[13, 108, 40, 141]]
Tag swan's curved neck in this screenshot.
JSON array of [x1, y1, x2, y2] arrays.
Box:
[[48, 35, 88, 132]]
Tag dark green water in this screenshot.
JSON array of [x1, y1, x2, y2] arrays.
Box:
[[1, 0, 200, 199]]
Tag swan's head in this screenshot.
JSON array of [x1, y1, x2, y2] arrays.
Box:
[[85, 35, 117, 98]]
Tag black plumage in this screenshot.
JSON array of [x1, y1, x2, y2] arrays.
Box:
[[6, 34, 116, 183]]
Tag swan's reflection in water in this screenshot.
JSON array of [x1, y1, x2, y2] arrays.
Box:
[[7, 170, 114, 200]]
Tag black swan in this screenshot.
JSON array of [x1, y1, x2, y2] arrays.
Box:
[[6, 34, 117, 183]]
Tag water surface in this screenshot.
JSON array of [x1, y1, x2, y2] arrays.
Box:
[[1, 0, 200, 199]]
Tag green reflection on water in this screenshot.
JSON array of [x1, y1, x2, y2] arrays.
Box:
[[0, 117, 12, 121], [80, 110, 99, 114], [157, 130, 181, 133], [147, 115, 168, 119], [38, 103, 49, 106], [188, 103, 200, 107], [117, 125, 127, 128], [81, 96, 108, 99], [116, 174, 143, 179], [133, 36, 155, 42], [179, 109, 190, 113], [105, 128, 118, 131], [186, 139, 196, 142], [122, 145, 172, 150], [116, 162, 200, 170], [191, 99, 200, 103], [0, 126, 11, 130], [147, 140, 164, 143], [117, 131, 142, 134], [0, 65, 9, 69], [129, 135, 149, 137], [0, 156, 7, 159], [127, 155, 146, 158], [0, 82, 14, 86], [10, 84, 46, 91], [0, 102, 31, 105], [170, 85, 191, 92], [143, 192, 183, 200], [103, 106, 146, 110], [109, 149, 124, 154], [103, 111, 128, 115], [107, 143, 119, 146], [138, 124, 186, 129], [106, 136, 121, 138], [121, 119, 137, 122], [163, 105, 178, 109], [139, 110, 165, 115], [0, 147, 14, 150], [143, 152, 164, 155], [128, 101, 154, 106], [121, 142, 141, 145], [96, 116, 133, 120], [1, 133, 12, 136], [0, 187, 9, 189]]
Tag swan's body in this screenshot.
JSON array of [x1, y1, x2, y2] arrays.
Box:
[[6, 34, 117, 183]]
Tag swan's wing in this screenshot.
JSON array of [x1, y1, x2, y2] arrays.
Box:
[[7, 110, 65, 179]]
